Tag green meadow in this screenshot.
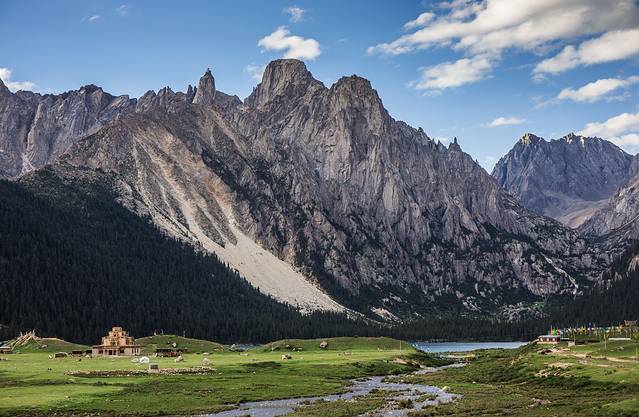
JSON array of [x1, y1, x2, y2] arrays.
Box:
[[1, 336, 639, 416], [0, 336, 440, 416], [408, 339, 639, 417]]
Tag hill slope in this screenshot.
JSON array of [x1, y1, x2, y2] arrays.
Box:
[[56, 60, 605, 319], [0, 166, 371, 343]]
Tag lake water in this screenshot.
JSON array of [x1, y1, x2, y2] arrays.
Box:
[[413, 341, 527, 353]]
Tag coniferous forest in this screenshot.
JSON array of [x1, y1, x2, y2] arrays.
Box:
[[1, 167, 637, 345], [0, 168, 377, 344]]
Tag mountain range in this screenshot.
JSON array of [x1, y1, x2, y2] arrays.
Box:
[[2, 59, 638, 327], [492, 133, 639, 228]]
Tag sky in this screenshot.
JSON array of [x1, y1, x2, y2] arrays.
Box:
[[2, 0, 639, 170]]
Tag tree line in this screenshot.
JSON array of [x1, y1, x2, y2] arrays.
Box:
[[0, 168, 636, 345]]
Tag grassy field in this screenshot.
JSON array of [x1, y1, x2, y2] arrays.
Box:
[[407, 339, 639, 417], [137, 334, 226, 354], [2, 336, 639, 416], [0, 336, 441, 416]]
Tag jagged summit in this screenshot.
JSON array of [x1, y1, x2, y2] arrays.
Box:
[[0, 60, 617, 318], [494, 132, 639, 227], [79, 84, 104, 94], [192, 68, 216, 105], [519, 133, 543, 145], [245, 59, 321, 108], [557, 133, 608, 148], [263, 59, 313, 83], [448, 136, 462, 151]]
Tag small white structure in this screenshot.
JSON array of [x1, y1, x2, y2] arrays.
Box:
[[537, 335, 561, 344], [139, 356, 150, 364]]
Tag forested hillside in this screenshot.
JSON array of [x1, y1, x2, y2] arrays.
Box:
[[546, 245, 639, 327], [0, 167, 372, 344], [1, 166, 637, 345]]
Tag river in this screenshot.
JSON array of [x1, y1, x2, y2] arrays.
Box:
[[413, 341, 527, 353]]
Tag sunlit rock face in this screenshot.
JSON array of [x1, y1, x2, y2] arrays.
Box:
[[0, 80, 136, 178], [493, 133, 639, 228], [1, 62, 615, 318]]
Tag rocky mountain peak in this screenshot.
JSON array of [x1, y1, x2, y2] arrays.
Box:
[[192, 68, 216, 105], [448, 136, 462, 152], [245, 59, 320, 108], [330, 75, 384, 109], [79, 84, 103, 95], [519, 133, 543, 146], [0, 77, 9, 94], [559, 133, 605, 148], [493, 133, 639, 227]]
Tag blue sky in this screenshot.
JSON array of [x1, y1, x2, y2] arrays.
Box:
[[2, 0, 639, 170]]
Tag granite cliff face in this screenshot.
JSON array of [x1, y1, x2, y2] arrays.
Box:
[[492, 133, 639, 228], [51, 60, 608, 319], [0, 78, 136, 177], [580, 173, 639, 241], [0, 61, 614, 318]]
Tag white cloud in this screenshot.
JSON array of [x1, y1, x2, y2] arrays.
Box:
[[486, 116, 526, 128], [88, 15, 100, 22], [578, 112, 639, 138], [258, 26, 321, 60], [115, 5, 129, 16], [577, 111, 639, 153], [610, 133, 639, 150], [404, 12, 435, 31], [535, 29, 639, 75], [557, 76, 639, 103], [369, 1, 639, 57], [244, 64, 266, 81], [409, 55, 492, 92], [0, 68, 36, 92], [434, 136, 451, 145], [368, 1, 639, 87], [284, 6, 305, 22]]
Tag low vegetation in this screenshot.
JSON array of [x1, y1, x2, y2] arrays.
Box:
[[408, 340, 639, 417], [137, 334, 226, 354], [2, 335, 639, 416], [0, 336, 435, 416]]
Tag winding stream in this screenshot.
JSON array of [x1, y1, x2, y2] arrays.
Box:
[[205, 364, 464, 417]]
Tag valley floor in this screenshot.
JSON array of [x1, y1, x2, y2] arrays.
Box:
[[0, 337, 638, 416]]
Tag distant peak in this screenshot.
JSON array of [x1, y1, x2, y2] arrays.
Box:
[[561, 132, 581, 143], [448, 136, 462, 151], [331, 75, 378, 99], [519, 133, 543, 146], [559, 132, 602, 146], [192, 68, 216, 105], [259, 59, 314, 89], [80, 84, 103, 94], [265, 59, 310, 78], [246, 59, 319, 108]]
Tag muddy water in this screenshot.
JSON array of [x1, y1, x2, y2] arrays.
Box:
[[205, 364, 463, 417]]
